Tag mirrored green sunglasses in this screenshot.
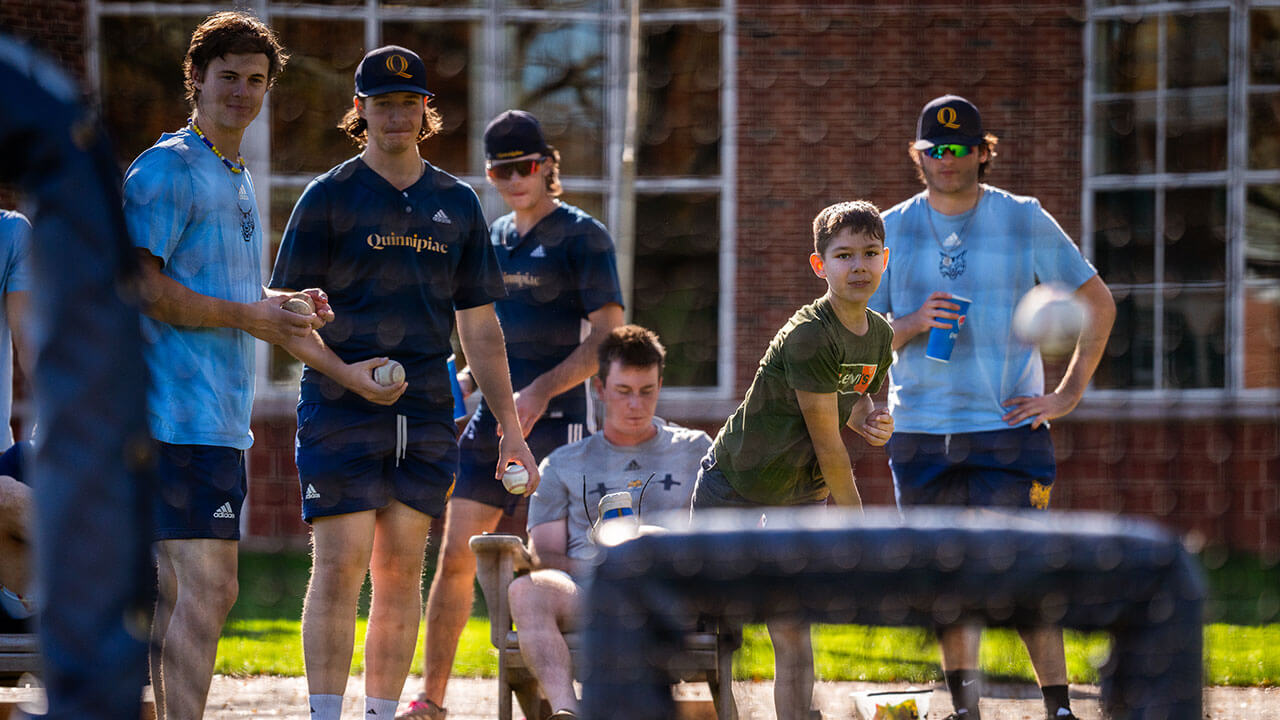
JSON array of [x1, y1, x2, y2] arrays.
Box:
[[925, 144, 975, 159]]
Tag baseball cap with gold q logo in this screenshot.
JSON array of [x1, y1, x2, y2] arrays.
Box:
[[355, 45, 433, 98], [914, 94, 983, 149]]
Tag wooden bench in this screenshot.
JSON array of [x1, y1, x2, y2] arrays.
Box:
[[0, 634, 39, 681], [469, 534, 738, 720]]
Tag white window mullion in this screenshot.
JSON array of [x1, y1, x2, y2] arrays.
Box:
[[1152, 11, 1168, 390], [718, 0, 737, 396], [1225, 1, 1249, 392]]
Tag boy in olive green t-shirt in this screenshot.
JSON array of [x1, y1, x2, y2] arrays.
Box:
[[691, 199, 895, 720]]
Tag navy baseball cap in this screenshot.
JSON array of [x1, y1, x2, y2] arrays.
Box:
[[484, 110, 551, 162], [355, 45, 433, 98], [914, 94, 984, 149]]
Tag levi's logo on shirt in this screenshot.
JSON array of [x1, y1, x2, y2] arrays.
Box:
[[836, 363, 877, 395]]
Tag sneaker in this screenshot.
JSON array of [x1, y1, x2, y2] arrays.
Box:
[[548, 711, 578, 720], [394, 695, 446, 720]]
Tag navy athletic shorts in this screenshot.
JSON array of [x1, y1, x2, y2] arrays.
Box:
[[887, 425, 1056, 510], [153, 442, 246, 541], [453, 404, 588, 514], [295, 402, 458, 522]]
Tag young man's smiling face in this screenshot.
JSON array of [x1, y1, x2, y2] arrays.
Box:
[[194, 52, 271, 135], [809, 227, 888, 308]]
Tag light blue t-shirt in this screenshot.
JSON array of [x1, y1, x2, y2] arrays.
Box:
[[0, 210, 32, 446], [123, 128, 262, 450], [869, 186, 1098, 434]]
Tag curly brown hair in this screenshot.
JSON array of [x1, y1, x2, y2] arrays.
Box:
[[184, 11, 287, 109], [339, 99, 444, 148]]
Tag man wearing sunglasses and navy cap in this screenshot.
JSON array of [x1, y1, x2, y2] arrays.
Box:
[[408, 109, 623, 719], [868, 94, 1116, 720], [269, 45, 538, 720]]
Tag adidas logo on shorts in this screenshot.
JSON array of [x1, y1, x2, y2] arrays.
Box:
[[305, 484, 321, 500], [432, 209, 451, 224], [212, 502, 236, 520]]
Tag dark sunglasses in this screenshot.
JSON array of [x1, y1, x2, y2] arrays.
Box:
[[924, 144, 975, 159], [486, 157, 544, 180]]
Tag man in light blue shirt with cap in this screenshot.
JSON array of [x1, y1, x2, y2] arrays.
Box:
[[869, 94, 1116, 720]]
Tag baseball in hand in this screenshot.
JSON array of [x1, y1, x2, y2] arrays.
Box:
[[282, 294, 315, 315], [373, 360, 405, 386], [502, 462, 528, 495]]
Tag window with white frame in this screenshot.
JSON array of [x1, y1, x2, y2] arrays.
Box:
[[1086, 2, 1280, 398], [92, 0, 734, 403]]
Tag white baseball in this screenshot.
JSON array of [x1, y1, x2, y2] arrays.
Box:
[[502, 462, 528, 494], [282, 295, 315, 315], [1013, 283, 1086, 357], [373, 360, 405, 386]]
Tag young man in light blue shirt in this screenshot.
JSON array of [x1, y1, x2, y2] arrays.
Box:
[[869, 94, 1116, 720], [123, 13, 323, 719], [0, 209, 31, 446]]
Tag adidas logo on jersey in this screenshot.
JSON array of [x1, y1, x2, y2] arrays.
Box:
[[530, 244, 546, 258], [432, 209, 451, 224], [305, 484, 321, 500], [625, 459, 642, 472], [212, 502, 236, 519]]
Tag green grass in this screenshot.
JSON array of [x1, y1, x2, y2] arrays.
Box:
[[216, 549, 1280, 685]]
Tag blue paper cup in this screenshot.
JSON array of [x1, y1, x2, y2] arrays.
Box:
[[447, 355, 468, 421], [924, 295, 972, 363]]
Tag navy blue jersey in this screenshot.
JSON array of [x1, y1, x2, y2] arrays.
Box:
[[488, 202, 622, 414], [270, 157, 505, 421]]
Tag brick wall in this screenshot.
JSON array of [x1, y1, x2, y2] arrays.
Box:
[[0, 0, 87, 80], [735, 1, 1084, 393], [0, 0, 88, 209]]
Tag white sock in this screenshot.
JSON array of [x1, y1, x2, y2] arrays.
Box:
[[365, 696, 400, 718], [309, 693, 343, 720]]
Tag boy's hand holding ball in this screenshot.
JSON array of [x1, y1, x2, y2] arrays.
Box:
[[858, 409, 894, 446]]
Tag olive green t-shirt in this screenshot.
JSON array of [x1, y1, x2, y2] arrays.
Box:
[[711, 296, 893, 505]]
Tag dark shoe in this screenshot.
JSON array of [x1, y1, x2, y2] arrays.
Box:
[[394, 695, 446, 720], [548, 711, 578, 720]]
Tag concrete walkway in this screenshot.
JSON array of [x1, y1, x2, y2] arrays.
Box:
[[5, 677, 1275, 719], [193, 675, 1280, 720]]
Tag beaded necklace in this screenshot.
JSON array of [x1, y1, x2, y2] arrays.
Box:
[[188, 118, 256, 242], [188, 117, 246, 174]]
